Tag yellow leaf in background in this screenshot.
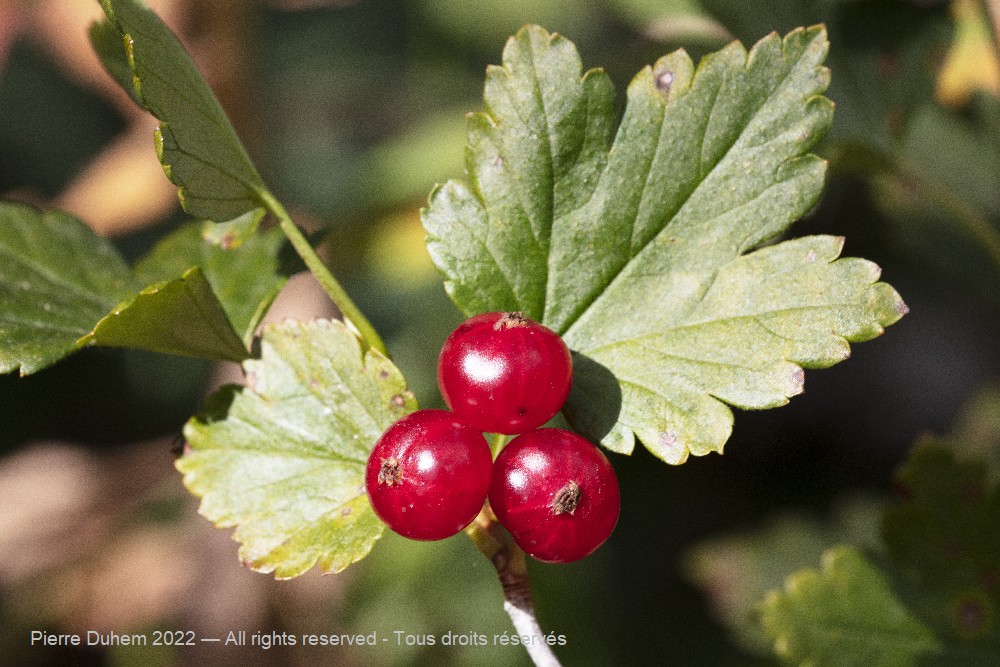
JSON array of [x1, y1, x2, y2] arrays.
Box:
[[937, 0, 1000, 105], [368, 209, 440, 290]]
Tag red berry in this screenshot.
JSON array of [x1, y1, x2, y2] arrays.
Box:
[[438, 312, 572, 435], [489, 428, 619, 563], [365, 409, 492, 540]]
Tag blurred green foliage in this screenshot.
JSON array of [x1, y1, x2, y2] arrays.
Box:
[[690, 386, 1000, 664]]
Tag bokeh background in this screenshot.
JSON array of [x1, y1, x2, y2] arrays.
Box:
[[1, 0, 998, 665]]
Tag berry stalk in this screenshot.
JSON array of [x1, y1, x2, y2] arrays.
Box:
[[261, 190, 388, 355], [465, 507, 563, 667]]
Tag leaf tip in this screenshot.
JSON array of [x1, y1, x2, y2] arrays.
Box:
[[657, 432, 690, 465], [806, 22, 829, 42], [896, 298, 910, 319], [791, 366, 806, 395], [648, 50, 694, 101]]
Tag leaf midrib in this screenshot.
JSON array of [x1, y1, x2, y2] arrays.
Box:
[[203, 411, 368, 466], [562, 36, 812, 338], [584, 303, 856, 357], [525, 33, 555, 317], [0, 246, 127, 313], [265, 343, 388, 460]]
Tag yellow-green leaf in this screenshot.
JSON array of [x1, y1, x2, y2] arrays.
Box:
[[762, 546, 940, 666], [179, 319, 417, 578]]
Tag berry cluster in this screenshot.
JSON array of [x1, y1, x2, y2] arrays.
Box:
[[365, 312, 620, 563]]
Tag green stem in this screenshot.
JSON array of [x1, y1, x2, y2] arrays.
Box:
[[261, 192, 387, 355], [491, 432, 511, 458], [893, 160, 1000, 274]]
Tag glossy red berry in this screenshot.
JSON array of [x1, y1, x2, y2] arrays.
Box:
[[489, 428, 620, 563], [438, 311, 572, 435], [365, 409, 492, 541]]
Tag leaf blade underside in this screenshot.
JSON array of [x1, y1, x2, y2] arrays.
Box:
[[178, 319, 417, 578]]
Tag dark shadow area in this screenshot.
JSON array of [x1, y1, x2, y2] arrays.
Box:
[[563, 351, 624, 444]]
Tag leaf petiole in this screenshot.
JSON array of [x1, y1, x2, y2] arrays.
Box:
[[260, 190, 387, 355]]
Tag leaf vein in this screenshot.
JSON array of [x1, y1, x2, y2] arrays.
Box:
[[0, 249, 124, 311]]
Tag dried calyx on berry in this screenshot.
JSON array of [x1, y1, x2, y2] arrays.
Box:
[[365, 409, 493, 541], [437, 311, 573, 435], [489, 428, 620, 563]]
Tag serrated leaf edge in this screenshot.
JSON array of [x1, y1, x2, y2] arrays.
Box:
[[98, 0, 269, 221], [762, 546, 942, 663], [177, 318, 412, 577], [78, 266, 249, 361]]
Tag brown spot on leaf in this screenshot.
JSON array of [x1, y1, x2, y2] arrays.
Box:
[[658, 432, 688, 464], [951, 592, 993, 638], [219, 233, 238, 250], [655, 69, 674, 94], [790, 367, 805, 394]]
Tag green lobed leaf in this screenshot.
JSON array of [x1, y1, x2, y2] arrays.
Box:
[[684, 497, 886, 654], [134, 219, 289, 344], [178, 319, 417, 578], [0, 203, 137, 375], [80, 267, 249, 362], [761, 546, 940, 666], [0, 203, 295, 372], [423, 25, 907, 463], [697, 388, 1000, 664], [97, 0, 268, 223]]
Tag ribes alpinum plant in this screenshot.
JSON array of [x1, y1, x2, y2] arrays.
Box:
[[0, 1, 915, 664]]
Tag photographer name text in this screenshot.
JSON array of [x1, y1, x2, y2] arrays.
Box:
[[29, 628, 567, 650]]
